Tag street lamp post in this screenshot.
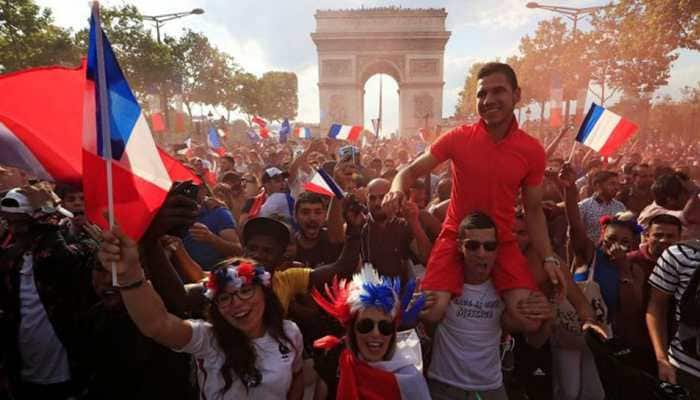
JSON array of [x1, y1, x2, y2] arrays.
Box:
[[143, 8, 204, 132], [525, 2, 613, 123]]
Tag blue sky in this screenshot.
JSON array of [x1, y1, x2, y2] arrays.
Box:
[[40, 0, 699, 135]]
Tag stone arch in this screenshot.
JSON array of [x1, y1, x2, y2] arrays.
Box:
[[312, 8, 451, 137]]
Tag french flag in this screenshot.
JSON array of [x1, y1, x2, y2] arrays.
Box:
[[576, 103, 639, 157], [207, 126, 225, 156], [328, 123, 362, 142], [83, 7, 172, 240], [304, 169, 344, 199], [294, 127, 312, 139]]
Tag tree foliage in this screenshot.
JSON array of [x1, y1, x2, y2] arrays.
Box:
[[259, 71, 298, 121], [454, 62, 485, 118], [0, 0, 80, 73]]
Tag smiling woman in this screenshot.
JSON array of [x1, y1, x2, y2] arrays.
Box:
[[96, 224, 306, 400], [311, 264, 430, 400]]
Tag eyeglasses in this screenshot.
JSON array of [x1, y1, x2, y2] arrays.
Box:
[[355, 318, 394, 336], [462, 239, 498, 252], [215, 285, 256, 306]]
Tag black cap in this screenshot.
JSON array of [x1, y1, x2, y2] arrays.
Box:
[[242, 217, 291, 248]]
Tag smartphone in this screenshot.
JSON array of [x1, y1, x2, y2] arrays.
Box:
[[172, 180, 199, 202]]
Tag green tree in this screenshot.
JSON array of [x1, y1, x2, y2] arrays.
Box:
[[454, 62, 485, 118], [171, 30, 240, 118], [0, 0, 81, 73], [235, 72, 264, 122], [259, 71, 298, 122], [73, 5, 180, 103]]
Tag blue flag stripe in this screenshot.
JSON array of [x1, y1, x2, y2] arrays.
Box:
[[87, 15, 141, 160], [328, 123, 341, 138], [576, 103, 605, 144]]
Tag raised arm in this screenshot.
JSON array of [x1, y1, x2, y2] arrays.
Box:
[[99, 227, 193, 349], [559, 163, 595, 263], [545, 126, 570, 159]]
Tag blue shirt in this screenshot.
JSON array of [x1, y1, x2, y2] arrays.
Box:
[[183, 206, 237, 270]]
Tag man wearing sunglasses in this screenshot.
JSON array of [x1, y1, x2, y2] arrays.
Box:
[[427, 212, 555, 400]]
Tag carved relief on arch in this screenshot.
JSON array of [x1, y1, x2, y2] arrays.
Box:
[[322, 60, 352, 78], [414, 93, 434, 118], [409, 59, 439, 77], [328, 94, 347, 124]]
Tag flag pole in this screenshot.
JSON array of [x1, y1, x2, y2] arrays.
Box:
[[92, 2, 118, 285], [568, 141, 577, 163]]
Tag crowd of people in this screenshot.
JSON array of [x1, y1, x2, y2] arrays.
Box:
[[1, 62, 699, 400]]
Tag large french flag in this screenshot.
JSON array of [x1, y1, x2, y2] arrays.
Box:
[[83, 9, 172, 240], [0, 65, 198, 189], [328, 123, 362, 142], [576, 103, 639, 157], [304, 169, 344, 199], [294, 126, 312, 139]]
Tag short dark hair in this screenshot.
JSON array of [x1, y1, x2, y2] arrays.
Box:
[[221, 155, 235, 165], [648, 214, 683, 232], [477, 62, 519, 90], [458, 211, 498, 240], [220, 171, 241, 185], [295, 191, 327, 214], [651, 174, 685, 204], [592, 171, 618, 187]]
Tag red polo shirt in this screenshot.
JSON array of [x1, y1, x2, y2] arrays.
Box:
[[430, 118, 545, 241], [422, 118, 545, 295]]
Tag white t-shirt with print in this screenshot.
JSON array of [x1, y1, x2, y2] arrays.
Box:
[[428, 280, 505, 391], [176, 319, 303, 399]]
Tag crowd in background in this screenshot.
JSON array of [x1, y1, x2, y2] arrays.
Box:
[[1, 63, 699, 400]]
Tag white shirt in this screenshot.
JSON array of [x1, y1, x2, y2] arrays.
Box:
[[176, 319, 303, 399], [429, 280, 505, 391], [18, 253, 71, 384]]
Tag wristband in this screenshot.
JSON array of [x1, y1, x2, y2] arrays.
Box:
[[543, 256, 560, 266], [117, 273, 146, 290]]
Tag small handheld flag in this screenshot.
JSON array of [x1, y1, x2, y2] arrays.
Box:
[[294, 126, 312, 139], [207, 127, 225, 156], [576, 103, 638, 157], [304, 169, 345, 199], [328, 123, 362, 142]]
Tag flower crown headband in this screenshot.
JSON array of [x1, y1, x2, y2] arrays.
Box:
[[311, 263, 426, 350], [204, 261, 271, 300]]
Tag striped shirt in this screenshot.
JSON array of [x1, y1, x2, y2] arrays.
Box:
[[648, 244, 700, 378]]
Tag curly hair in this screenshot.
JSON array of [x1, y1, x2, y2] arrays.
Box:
[[205, 262, 293, 394]]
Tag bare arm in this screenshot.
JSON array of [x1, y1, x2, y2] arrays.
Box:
[[522, 184, 566, 291], [287, 369, 304, 400], [560, 165, 595, 263], [419, 290, 451, 325], [384, 153, 441, 214], [325, 196, 345, 244], [545, 126, 570, 159], [646, 287, 676, 383]]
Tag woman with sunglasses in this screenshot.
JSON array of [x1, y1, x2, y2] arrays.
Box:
[[97, 227, 304, 400], [312, 264, 429, 400]]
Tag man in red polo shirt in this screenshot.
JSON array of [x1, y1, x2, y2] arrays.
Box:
[[383, 62, 565, 330]]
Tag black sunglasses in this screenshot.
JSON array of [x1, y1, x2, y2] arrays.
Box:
[[355, 318, 394, 336], [462, 239, 498, 252]]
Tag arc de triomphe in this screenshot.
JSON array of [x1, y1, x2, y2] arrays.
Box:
[[312, 8, 451, 137]]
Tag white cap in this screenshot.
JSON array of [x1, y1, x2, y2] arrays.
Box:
[[0, 188, 73, 218]]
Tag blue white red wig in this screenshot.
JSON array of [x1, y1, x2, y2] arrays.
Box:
[[312, 263, 425, 349], [204, 260, 271, 300]]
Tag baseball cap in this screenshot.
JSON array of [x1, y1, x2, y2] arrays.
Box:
[[0, 187, 73, 218], [242, 217, 291, 249], [261, 167, 289, 183]]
